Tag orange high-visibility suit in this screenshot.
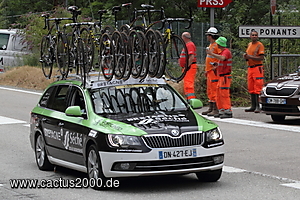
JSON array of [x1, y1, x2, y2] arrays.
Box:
[[205, 42, 221, 102], [246, 41, 265, 94], [180, 41, 197, 100], [216, 48, 232, 110]]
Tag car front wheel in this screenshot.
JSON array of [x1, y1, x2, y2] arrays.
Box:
[[35, 134, 53, 170], [87, 144, 106, 190], [196, 168, 222, 182]]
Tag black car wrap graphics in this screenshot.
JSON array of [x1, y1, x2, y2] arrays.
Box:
[[106, 110, 199, 135]]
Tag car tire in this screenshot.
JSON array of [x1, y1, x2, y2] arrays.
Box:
[[87, 144, 107, 190], [35, 134, 53, 170], [195, 168, 222, 182], [271, 115, 286, 122]]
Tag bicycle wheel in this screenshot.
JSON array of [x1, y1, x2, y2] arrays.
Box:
[[165, 34, 188, 82], [77, 38, 87, 83], [129, 30, 143, 79], [132, 25, 146, 33], [100, 92, 114, 113], [91, 33, 102, 72], [124, 94, 135, 113], [70, 32, 79, 75], [115, 89, 128, 113], [146, 29, 160, 78], [120, 32, 132, 81], [155, 30, 166, 78], [99, 33, 114, 81], [119, 24, 130, 34], [56, 33, 69, 79], [40, 35, 53, 79], [111, 31, 126, 80], [81, 27, 95, 73], [129, 88, 142, 113], [137, 31, 149, 79], [102, 25, 114, 34], [155, 86, 175, 111]]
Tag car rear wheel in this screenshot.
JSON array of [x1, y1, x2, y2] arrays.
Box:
[[87, 144, 106, 190], [271, 115, 286, 122], [195, 168, 222, 182], [35, 134, 53, 170]]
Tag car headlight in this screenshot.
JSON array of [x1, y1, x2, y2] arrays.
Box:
[[107, 134, 141, 148], [206, 127, 223, 143], [261, 86, 267, 95]]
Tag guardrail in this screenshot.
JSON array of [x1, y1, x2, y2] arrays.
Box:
[[271, 54, 300, 79]]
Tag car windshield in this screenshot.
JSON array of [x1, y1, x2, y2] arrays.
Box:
[[91, 84, 187, 114]]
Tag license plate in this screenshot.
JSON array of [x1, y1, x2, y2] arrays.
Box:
[[158, 148, 197, 159], [267, 98, 286, 104]]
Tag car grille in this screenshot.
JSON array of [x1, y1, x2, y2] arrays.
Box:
[[112, 154, 224, 171], [266, 87, 298, 97], [142, 132, 203, 148]]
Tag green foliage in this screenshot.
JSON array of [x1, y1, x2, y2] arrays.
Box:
[[1, 0, 300, 106], [22, 53, 40, 67], [20, 6, 70, 51]]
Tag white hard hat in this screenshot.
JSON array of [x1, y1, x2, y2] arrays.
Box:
[[205, 27, 218, 35]]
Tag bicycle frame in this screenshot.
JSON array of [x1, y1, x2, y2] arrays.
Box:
[[40, 13, 74, 79], [122, 4, 165, 32]]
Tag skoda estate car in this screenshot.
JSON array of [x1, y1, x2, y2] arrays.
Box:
[[260, 71, 300, 122], [30, 76, 224, 189]]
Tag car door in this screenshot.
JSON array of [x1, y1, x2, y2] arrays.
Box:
[[58, 86, 89, 166], [40, 84, 70, 160]]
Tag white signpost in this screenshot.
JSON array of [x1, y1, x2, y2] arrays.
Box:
[[239, 26, 300, 38]]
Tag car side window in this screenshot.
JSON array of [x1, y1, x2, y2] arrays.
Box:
[[70, 87, 86, 113], [12, 34, 27, 51], [39, 86, 55, 108], [0, 33, 9, 50], [48, 85, 69, 112]]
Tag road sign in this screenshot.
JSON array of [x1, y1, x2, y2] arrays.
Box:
[[271, 0, 276, 15], [239, 26, 300, 38], [198, 0, 232, 8]]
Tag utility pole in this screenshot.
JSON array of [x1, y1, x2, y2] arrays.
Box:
[[210, 8, 214, 27]]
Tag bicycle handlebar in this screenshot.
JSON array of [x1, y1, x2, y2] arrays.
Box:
[[41, 13, 73, 30], [159, 7, 193, 30], [162, 17, 193, 29]]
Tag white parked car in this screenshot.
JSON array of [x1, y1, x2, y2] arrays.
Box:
[[0, 29, 30, 73]]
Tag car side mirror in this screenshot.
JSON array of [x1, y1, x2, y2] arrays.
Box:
[[188, 99, 203, 109], [65, 106, 83, 117]]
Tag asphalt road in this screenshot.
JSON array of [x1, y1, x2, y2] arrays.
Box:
[[1, 86, 300, 199]]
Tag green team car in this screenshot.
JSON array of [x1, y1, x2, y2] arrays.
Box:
[[29, 76, 224, 189]]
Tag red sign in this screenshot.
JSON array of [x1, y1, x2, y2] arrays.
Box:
[[270, 0, 276, 15], [198, 0, 232, 8]]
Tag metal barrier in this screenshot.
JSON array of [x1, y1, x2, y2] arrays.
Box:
[[271, 54, 300, 79]]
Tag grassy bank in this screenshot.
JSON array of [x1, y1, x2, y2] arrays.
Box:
[[0, 65, 251, 107]]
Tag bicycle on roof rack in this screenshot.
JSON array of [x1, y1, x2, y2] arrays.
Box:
[[120, 3, 193, 82], [63, 6, 91, 83], [40, 12, 74, 79], [115, 3, 162, 80], [72, 9, 110, 75], [160, 9, 193, 82], [96, 5, 131, 81]]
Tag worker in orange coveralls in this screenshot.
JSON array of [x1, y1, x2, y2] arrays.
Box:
[[206, 37, 233, 118], [202, 27, 221, 116], [180, 32, 197, 101], [243, 30, 265, 113]]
